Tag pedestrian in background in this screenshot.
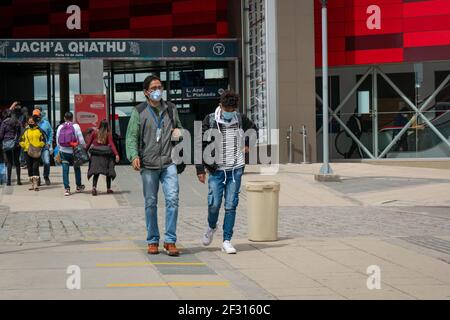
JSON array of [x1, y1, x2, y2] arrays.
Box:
[[0, 108, 22, 186], [85, 119, 120, 196], [56, 112, 86, 196], [19, 116, 45, 191], [34, 107, 53, 185]]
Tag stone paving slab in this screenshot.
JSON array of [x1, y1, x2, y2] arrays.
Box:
[[1, 163, 450, 299]]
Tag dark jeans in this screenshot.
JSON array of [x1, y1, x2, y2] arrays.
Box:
[[25, 153, 40, 177], [93, 174, 111, 189], [4, 147, 21, 182]]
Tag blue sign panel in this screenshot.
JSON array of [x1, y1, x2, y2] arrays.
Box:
[[0, 39, 238, 60]]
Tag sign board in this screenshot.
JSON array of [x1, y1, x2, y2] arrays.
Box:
[[74, 94, 107, 133], [182, 86, 225, 99], [0, 39, 238, 60]]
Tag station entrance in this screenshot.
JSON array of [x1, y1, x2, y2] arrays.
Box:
[[0, 39, 240, 163], [0, 60, 236, 163]]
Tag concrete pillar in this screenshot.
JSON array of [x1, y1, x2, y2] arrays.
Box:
[[59, 64, 70, 122], [80, 60, 104, 94], [277, 0, 317, 163]]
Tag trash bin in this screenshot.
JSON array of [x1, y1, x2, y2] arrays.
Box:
[[245, 181, 280, 242]]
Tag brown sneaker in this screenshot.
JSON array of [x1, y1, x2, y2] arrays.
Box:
[[163, 243, 180, 257], [147, 244, 159, 255]]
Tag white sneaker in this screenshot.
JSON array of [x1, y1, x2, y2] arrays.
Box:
[[202, 227, 217, 246], [222, 241, 237, 254]]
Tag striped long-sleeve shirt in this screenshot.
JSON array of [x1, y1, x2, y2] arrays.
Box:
[[217, 121, 245, 171]]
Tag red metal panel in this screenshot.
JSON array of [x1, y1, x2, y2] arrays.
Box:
[[0, 0, 228, 39], [315, 0, 450, 67]]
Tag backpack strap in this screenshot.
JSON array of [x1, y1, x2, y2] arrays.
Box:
[[165, 101, 177, 129], [237, 112, 243, 130]]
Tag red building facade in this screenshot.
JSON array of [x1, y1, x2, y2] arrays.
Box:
[[315, 0, 450, 66], [0, 0, 229, 39]]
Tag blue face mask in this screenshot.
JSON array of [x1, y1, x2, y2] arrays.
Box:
[[222, 111, 236, 120], [149, 89, 163, 102]]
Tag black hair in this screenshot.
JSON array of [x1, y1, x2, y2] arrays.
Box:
[[143, 75, 162, 91], [64, 111, 74, 121], [220, 90, 239, 108]]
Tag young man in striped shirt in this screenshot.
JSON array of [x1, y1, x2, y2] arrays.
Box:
[[196, 91, 258, 254]]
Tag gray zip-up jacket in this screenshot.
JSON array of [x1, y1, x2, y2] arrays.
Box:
[[126, 100, 181, 170]]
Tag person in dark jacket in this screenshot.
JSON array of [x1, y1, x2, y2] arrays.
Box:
[[85, 119, 120, 196], [196, 90, 258, 254], [0, 108, 22, 185]]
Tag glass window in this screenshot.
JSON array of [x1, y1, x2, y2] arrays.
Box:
[[115, 91, 134, 103], [33, 75, 47, 101], [205, 69, 227, 79], [69, 73, 80, 112], [114, 73, 134, 84], [135, 73, 149, 82], [135, 91, 145, 102]]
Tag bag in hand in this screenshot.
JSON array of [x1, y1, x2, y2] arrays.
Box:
[[27, 145, 42, 159], [73, 145, 89, 167], [2, 139, 16, 152]]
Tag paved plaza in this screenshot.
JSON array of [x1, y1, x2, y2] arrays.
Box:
[[0, 163, 450, 300]]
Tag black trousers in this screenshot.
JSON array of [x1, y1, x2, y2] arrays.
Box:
[[4, 147, 21, 182], [93, 174, 112, 189], [25, 153, 40, 177]]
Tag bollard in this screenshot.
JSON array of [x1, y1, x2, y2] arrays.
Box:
[[300, 125, 310, 164], [287, 125, 293, 163], [245, 181, 280, 242]]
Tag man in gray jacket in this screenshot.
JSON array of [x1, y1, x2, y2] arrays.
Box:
[[126, 75, 182, 257]]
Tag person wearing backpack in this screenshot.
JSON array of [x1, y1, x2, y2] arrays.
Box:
[[0, 108, 22, 186], [56, 112, 86, 196], [196, 90, 258, 254], [126, 75, 183, 257], [19, 116, 45, 191]]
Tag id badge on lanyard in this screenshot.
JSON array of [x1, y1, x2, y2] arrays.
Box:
[[156, 128, 161, 142], [148, 105, 164, 143]]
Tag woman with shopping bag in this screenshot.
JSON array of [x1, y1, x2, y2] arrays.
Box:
[[85, 119, 119, 196], [19, 116, 45, 191]]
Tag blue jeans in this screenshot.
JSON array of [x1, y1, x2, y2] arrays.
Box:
[[208, 167, 243, 241], [141, 164, 179, 244], [60, 151, 82, 190], [41, 147, 51, 178]]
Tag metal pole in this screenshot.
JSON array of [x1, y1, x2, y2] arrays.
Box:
[[320, 0, 333, 175], [287, 125, 293, 163], [372, 67, 378, 158], [301, 125, 308, 164]]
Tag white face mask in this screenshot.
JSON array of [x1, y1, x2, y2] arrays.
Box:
[[148, 89, 163, 102]]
